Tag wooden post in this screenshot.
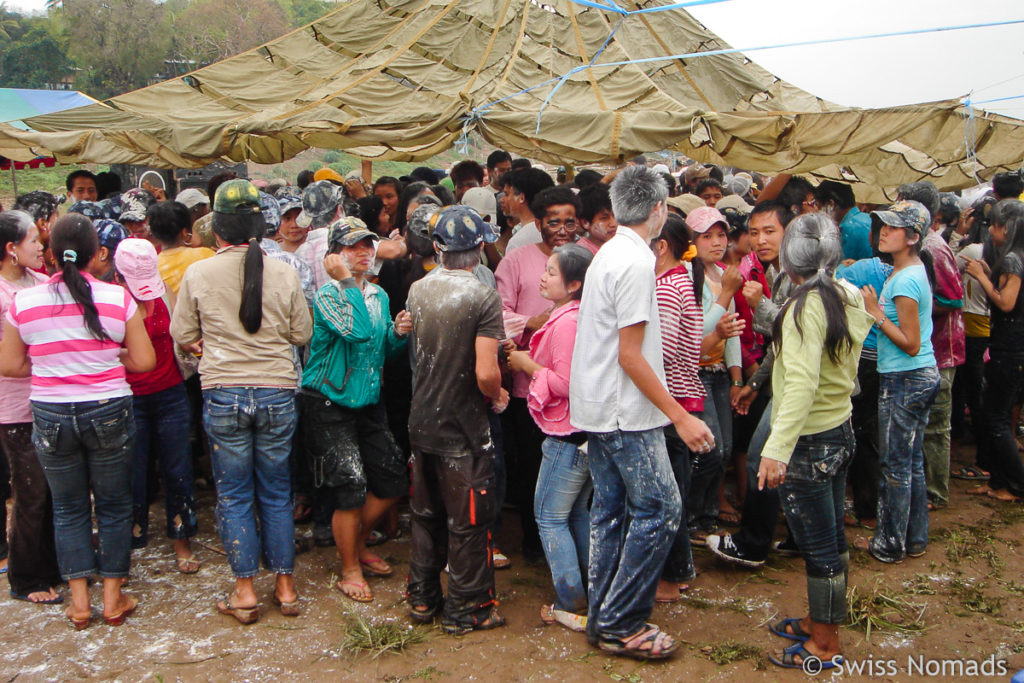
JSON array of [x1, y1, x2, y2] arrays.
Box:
[[9, 164, 17, 198], [361, 159, 373, 185]]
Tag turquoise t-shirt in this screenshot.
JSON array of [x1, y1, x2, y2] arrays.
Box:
[[877, 264, 935, 374]]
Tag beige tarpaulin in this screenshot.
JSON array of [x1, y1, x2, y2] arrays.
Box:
[[0, 0, 1022, 200]]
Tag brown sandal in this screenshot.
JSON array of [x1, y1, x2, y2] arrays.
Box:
[[176, 555, 201, 574], [272, 593, 301, 616], [217, 598, 259, 624]]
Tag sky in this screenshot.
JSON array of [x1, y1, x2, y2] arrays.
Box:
[[6, 0, 1024, 119]]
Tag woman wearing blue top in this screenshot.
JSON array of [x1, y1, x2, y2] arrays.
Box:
[[300, 217, 412, 603], [857, 201, 940, 564]]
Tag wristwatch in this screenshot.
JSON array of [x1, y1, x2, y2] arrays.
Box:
[[731, 380, 744, 388]]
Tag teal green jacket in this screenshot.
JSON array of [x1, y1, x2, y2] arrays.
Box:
[[301, 278, 407, 409]]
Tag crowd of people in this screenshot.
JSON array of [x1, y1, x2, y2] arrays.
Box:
[[0, 153, 1022, 668]]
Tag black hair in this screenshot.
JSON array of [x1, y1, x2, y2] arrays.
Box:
[[0, 210, 33, 262], [65, 169, 97, 192], [510, 158, 532, 172], [14, 191, 58, 222], [372, 176, 403, 196], [964, 194, 998, 246], [486, 150, 512, 170], [212, 211, 266, 334], [578, 183, 613, 223], [720, 207, 748, 235], [147, 200, 191, 244], [630, 155, 648, 166], [814, 180, 856, 211], [95, 171, 122, 199], [450, 160, 484, 185], [573, 169, 603, 189], [749, 200, 794, 229], [695, 178, 723, 197], [896, 182, 939, 221], [409, 167, 439, 185], [430, 184, 455, 207], [552, 243, 594, 300], [772, 213, 853, 364], [983, 199, 1024, 286], [357, 195, 385, 236], [207, 172, 237, 203], [296, 169, 315, 189], [531, 186, 581, 222], [393, 181, 434, 234], [660, 172, 678, 197], [49, 214, 109, 341], [778, 176, 815, 215], [503, 168, 555, 207], [992, 171, 1024, 201], [659, 212, 703, 302]]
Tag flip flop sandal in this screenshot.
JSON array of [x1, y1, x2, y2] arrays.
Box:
[[365, 530, 390, 547], [952, 466, 989, 481], [408, 601, 443, 623], [769, 642, 843, 670], [359, 558, 393, 578], [540, 604, 587, 632], [599, 624, 679, 660], [272, 593, 301, 616], [769, 617, 811, 642], [217, 598, 259, 624], [492, 549, 512, 570], [176, 555, 201, 574], [10, 589, 64, 605], [442, 608, 506, 636], [336, 579, 374, 603]]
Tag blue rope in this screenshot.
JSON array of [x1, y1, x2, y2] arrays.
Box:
[[566, 0, 730, 14], [972, 93, 1024, 105]]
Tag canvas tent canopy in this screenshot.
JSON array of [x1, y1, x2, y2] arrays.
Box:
[[0, 0, 1022, 200]]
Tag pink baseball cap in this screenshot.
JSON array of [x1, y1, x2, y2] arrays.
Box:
[[685, 206, 729, 234], [114, 238, 165, 301]]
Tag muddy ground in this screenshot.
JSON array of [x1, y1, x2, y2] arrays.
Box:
[[3, 443, 1024, 683]]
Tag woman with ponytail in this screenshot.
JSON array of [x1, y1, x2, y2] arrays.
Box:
[[0, 213, 156, 629], [756, 213, 873, 671], [170, 180, 312, 624]]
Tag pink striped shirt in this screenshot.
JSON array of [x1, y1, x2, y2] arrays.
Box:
[[656, 264, 706, 413], [0, 270, 47, 423], [7, 274, 137, 403]]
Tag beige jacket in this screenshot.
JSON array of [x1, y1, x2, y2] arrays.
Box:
[[170, 246, 313, 389]]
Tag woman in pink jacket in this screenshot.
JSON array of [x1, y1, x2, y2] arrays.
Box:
[[508, 243, 593, 633]]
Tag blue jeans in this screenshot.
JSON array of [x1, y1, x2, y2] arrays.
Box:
[[203, 387, 297, 577], [872, 366, 940, 562], [132, 383, 197, 546], [779, 422, 853, 624], [534, 436, 592, 613], [688, 370, 732, 530], [586, 428, 681, 642], [31, 397, 135, 580]]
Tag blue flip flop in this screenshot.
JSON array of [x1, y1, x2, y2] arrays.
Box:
[[10, 589, 64, 605], [769, 641, 843, 670], [769, 617, 811, 642]]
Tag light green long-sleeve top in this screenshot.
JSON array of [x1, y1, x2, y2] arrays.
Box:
[[760, 279, 874, 465]]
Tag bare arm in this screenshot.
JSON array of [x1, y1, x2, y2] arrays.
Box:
[[474, 336, 508, 411], [0, 320, 30, 378], [756, 173, 790, 204], [619, 322, 714, 451], [119, 308, 157, 373], [863, 286, 922, 357]]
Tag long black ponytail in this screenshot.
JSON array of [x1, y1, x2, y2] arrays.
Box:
[[49, 214, 110, 341], [212, 211, 266, 334], [659, 212, 704, 302], [772, 213, 853, 365]]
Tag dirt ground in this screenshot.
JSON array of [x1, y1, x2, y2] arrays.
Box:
[[3, 442, 1024, 683]]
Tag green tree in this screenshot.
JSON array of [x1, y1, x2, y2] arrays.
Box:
[[279, 0, 331, 27], [170, 0, 289, 65], [63, 0, 170, 98], [0, 3, 19, 39], [0, 22, 72, 89]]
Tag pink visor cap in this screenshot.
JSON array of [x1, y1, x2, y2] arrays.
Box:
[[114, 238, 166, 301]]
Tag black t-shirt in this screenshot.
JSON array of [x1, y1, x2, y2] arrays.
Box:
[[407, 268, 504, 456], [990, 251, 1024, 356]]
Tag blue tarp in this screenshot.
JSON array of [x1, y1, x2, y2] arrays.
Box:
[[0, 88, 99, 129]]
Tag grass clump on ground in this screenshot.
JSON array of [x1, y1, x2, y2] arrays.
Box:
[[340, 612, 430, 659]]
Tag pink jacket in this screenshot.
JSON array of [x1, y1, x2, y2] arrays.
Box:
[[526, 300, 580, 437]]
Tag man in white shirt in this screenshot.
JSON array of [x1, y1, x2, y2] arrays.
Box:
[[570, 165, 713, 660]]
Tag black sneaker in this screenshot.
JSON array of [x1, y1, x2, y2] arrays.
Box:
[[772, 537, 801, 556], [706, 533, 765, 568]]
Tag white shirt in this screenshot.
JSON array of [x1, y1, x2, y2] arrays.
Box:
[[956, 242, 990, 317], [569, 226, 670, 433], [505, 221, 540, 253]]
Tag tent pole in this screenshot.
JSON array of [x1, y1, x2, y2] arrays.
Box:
[[9, 165, 17, 198]]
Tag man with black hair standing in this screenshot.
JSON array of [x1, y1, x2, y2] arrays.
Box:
[[66, 170, 98, 202], [486, 151, 512, 193], [502, 168, 555, 253]]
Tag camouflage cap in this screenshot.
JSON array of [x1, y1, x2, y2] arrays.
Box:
[[432, 205, 496, 252], [101, 195, 122, 220], [213, 179, 262, 215], [14, 190, 58, 222], [327, 216, 378, 251], [118, 188, 155, 223], [870, 200, 931, 237], [68, 200, 105, 221], [277, 191, 302, 215], [259, 191, 282, 235], [192, 212, 216, 248], [406, 203, 441, 240], [297, 180, 341, 229], [94, 219, 130, 252], [938, 192, 962, 217]]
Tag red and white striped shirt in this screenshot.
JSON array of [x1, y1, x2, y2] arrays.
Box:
[[7, 274, 137, 403], [656, 264, 706, 413]]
